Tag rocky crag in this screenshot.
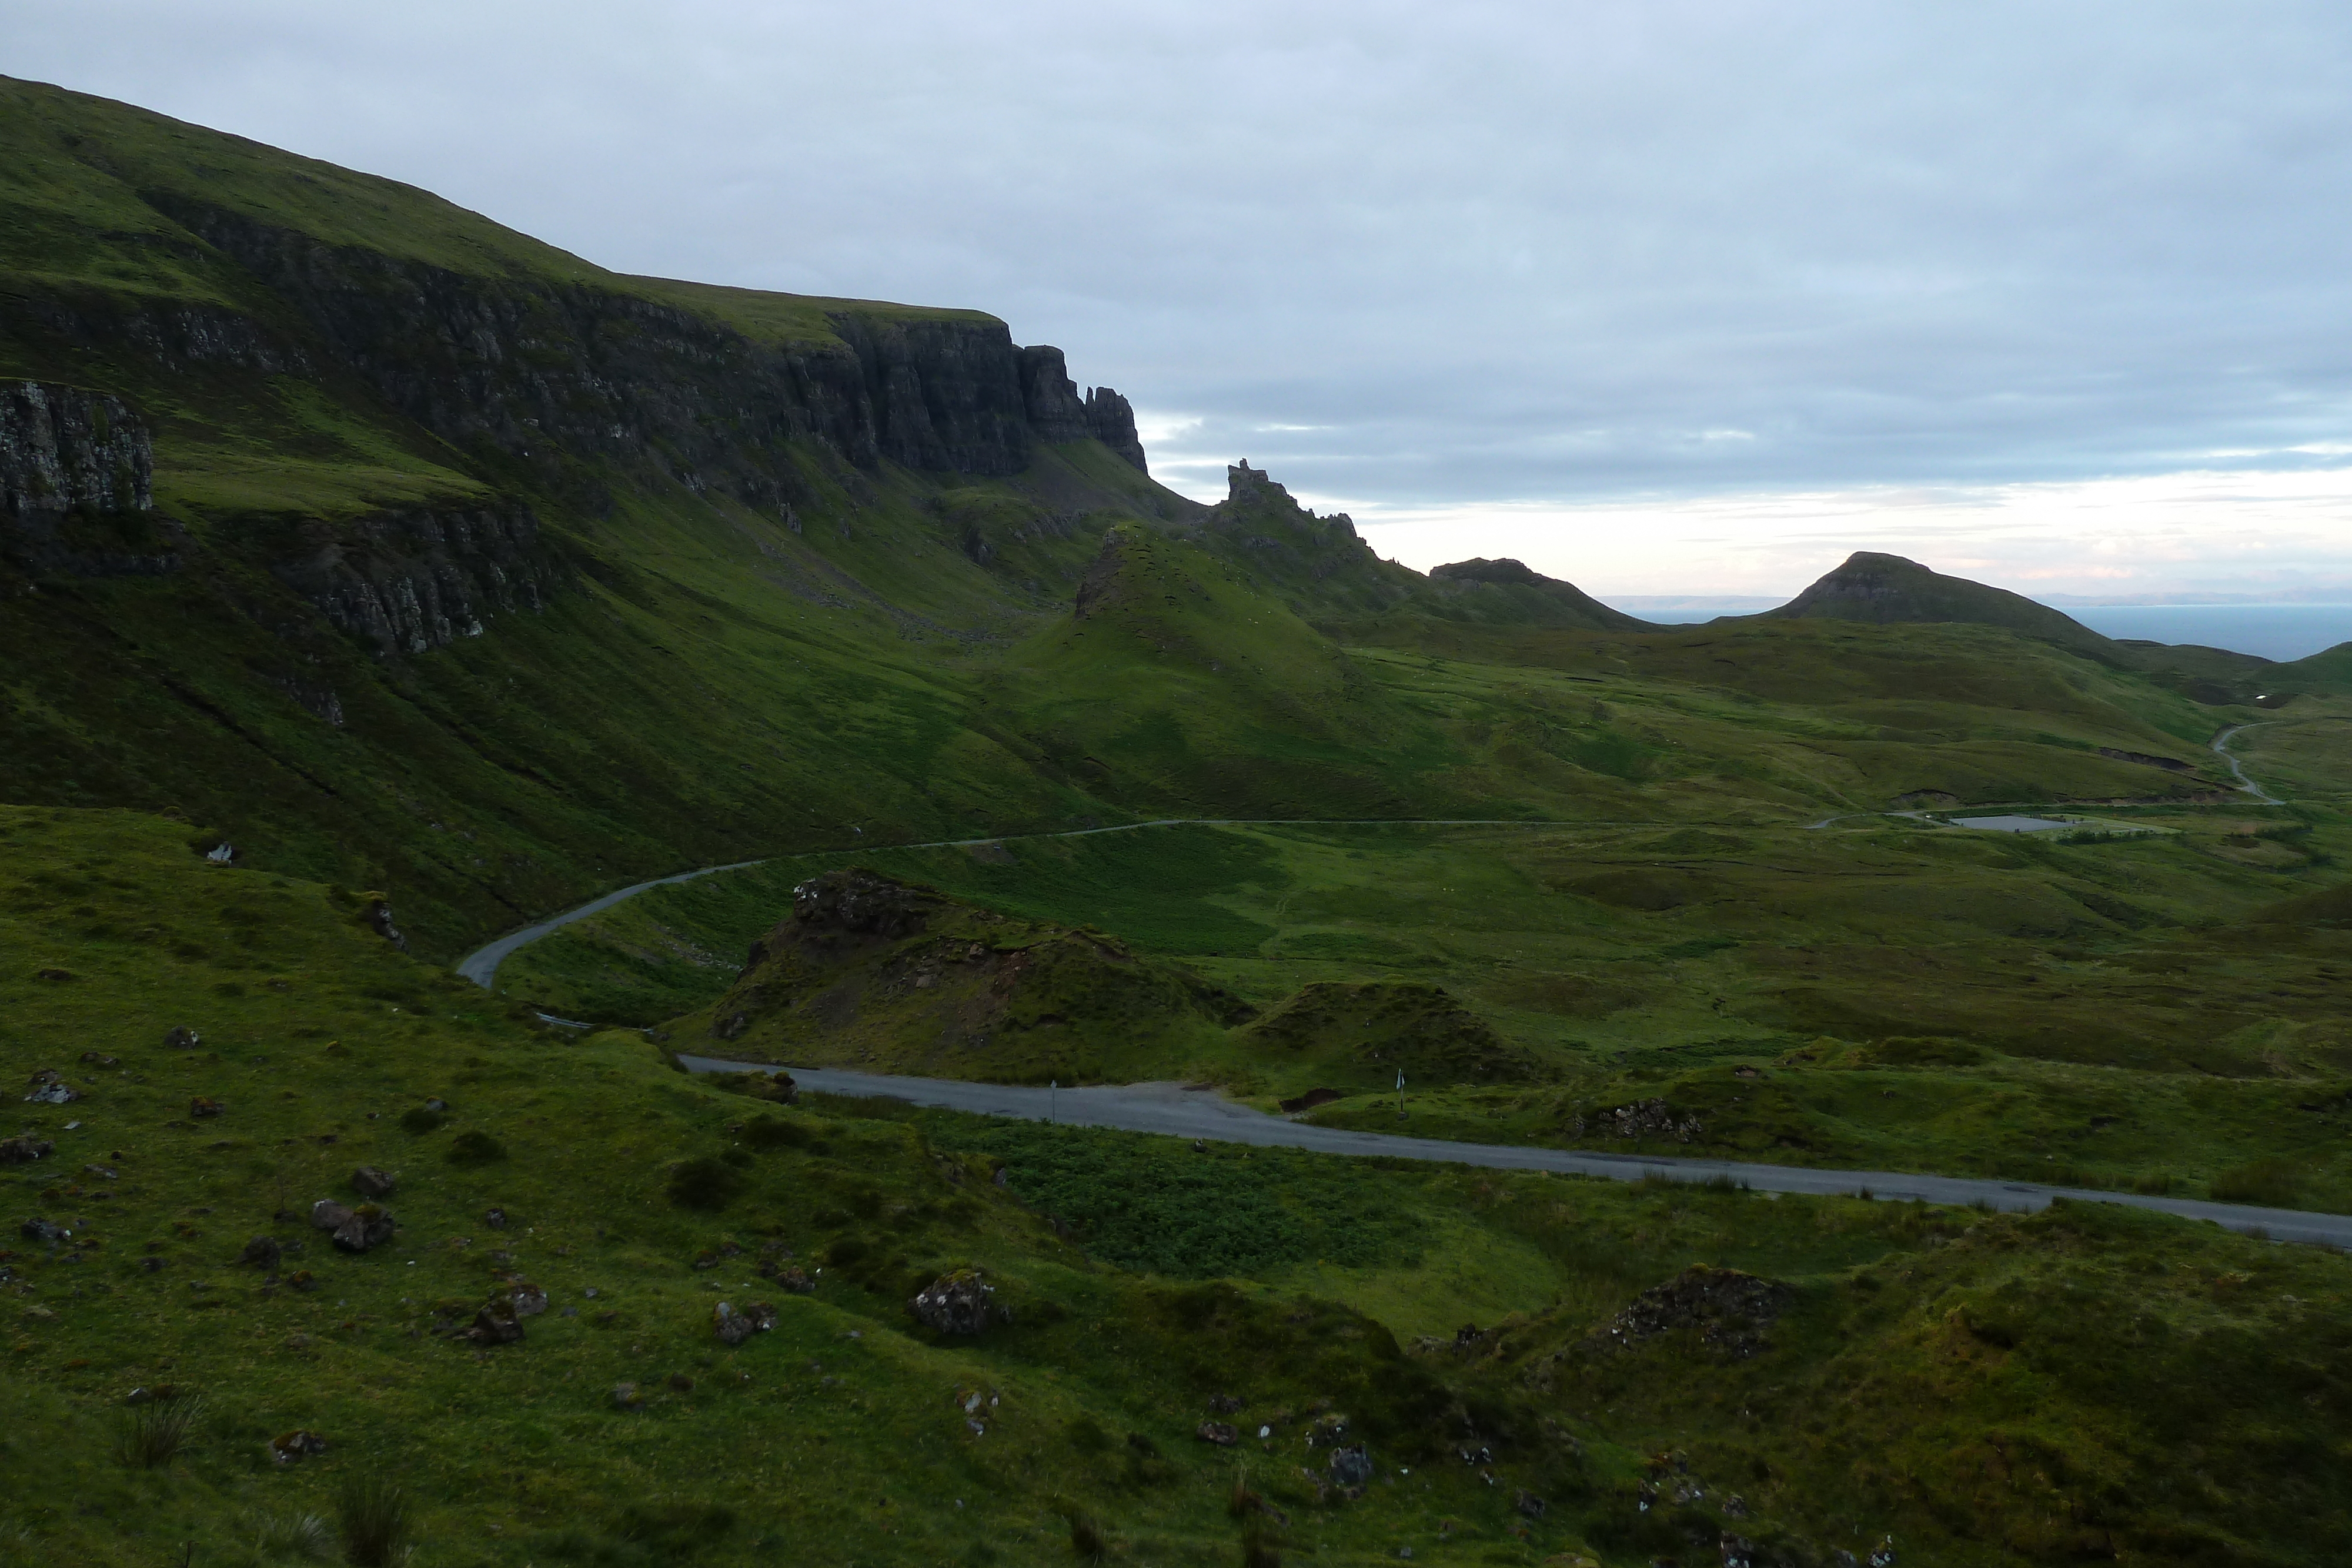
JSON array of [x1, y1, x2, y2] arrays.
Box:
[[0, 380, 175, 576]]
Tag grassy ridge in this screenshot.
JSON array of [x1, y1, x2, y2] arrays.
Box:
[[10, 801, 2351, 1567]]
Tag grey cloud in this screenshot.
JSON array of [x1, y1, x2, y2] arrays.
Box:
[[16, 1, 2352, 507]]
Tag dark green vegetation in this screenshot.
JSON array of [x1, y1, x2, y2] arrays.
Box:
[[9, 75, 2352, 1567], [8, 804, 2352, 1568], [701, 867, 1252, 1083]]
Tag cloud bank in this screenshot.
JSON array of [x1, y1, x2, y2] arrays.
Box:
[[15, 1, 2352, 590]]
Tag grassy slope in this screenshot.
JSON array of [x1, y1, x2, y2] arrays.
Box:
[[8, 804, 2350, 1568], [10, 76, 2352, 1568]]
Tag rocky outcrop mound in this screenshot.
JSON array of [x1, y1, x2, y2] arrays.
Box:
[[710, 870, 1251, 1078], [910, 1269, 995, 1335], [1241, 980, 1538, 1089], [787, 870, 940, 942], [1593, 1266, 1792, 1359]]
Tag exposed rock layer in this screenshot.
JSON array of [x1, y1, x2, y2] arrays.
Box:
[[0, 380, 176, 575]]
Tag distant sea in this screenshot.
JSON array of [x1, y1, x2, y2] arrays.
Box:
[[1602, 598, 2352, 663], [2060, 606, 2352, 663]]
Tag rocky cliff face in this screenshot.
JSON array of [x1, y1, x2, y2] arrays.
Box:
[[1017, 346, 1148, 473], [269, 504, 556, 656], [142, 198, 1140, 492], [0, 381, 179, 575]]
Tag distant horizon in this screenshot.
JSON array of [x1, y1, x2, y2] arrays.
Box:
[[19, 6, 2352, 613]]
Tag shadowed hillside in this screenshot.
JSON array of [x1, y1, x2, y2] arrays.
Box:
[[1765, 550, 2110, 647]]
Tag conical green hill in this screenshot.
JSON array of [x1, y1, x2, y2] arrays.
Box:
[[1426, 556, 1652, 631], [1767, 550, 2109, 648]]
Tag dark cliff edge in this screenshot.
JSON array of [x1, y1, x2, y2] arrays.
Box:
[[0, 380, 179, 577]]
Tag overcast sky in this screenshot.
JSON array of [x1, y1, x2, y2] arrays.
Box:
[[18, 1, 2352, 599]]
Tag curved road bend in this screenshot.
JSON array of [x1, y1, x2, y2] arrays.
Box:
[[455, 860, 766, 987], [679, 1058, 2352, 1249], [455, 817, 1596, 989], [2211, 723, 2283, 805]]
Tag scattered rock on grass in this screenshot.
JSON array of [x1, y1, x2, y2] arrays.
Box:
[[310, 1200, 352, 1232], [24, 1070, 81, 1105], [330, 1204, 396, 1254], [0, 1137, 54, 1165], [239, 1236, 282, 1271], [350, 1166, 395, 1198], [269, 1429, 328, 1465], [1210, 1393, 1243, 1414], [80, 1052, 118, 1067], [1196, 1422, 1238, 1446], [468, 1302, 524, 1345], [612, 1382, 643, 1410], [1514, 1489, 1546, 1519], [1328, 1445, 1374, 1489], [1593, 1265, 1792, 1359], [20, 1218, 69, 1243], [713, 1300, 777, 1346], [485, 1207, 507, 1229], [189, 1096, 223, 1119], [776, 1266, 813, 1294], [910, 1270, 994, 1335], [163, 1027, 201, 1050]]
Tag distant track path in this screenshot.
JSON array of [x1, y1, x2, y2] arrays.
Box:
[[681, 1059, 2352, 1249], [2211, 723, 2283, 804], [455, 817, 1578, 988]]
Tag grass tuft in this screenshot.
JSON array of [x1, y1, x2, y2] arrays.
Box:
[[2211, 1159, 2303, 1208], [248, 1510, 333, 1562], [336, 1476, 413, 1568], [114, 1396, 203, 1469], [1065, 1510, 1107, 1562]]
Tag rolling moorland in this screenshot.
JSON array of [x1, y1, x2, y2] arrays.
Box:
[[5, 75, 2352, 1568]]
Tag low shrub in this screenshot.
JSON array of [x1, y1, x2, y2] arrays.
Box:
[[445, 1130, 507, 1166], [740, 1114, 811, 1151], [666, 1156, 746, 1211]]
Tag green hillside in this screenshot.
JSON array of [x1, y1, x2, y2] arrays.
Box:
[[7, 74, 2352, 1568], [1763, 551, 2110, 647], [6, 804, 2351, 1568]]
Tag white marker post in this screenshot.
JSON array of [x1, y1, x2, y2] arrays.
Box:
[[1396, 1069, 1406, 1120]]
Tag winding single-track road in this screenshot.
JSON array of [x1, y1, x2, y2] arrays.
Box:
[[455, 817, 1582, 988], [681, 1058, 2352, 1248], [2211, 723, 2283, 804]]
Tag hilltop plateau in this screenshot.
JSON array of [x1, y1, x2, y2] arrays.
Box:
[[5, 76, 2352, 1568]]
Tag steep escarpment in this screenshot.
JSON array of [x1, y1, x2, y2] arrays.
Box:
[[113, 193, 1118, 492], [264, 503, 556, 655], [1018, 345, 1148, 472], [0, 380, 177, 575], [0, 78, 1199, 954]]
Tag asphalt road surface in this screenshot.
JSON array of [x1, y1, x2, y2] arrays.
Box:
[[454, 818, 1576, 988], [680, 1057, 2352, 1249]]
